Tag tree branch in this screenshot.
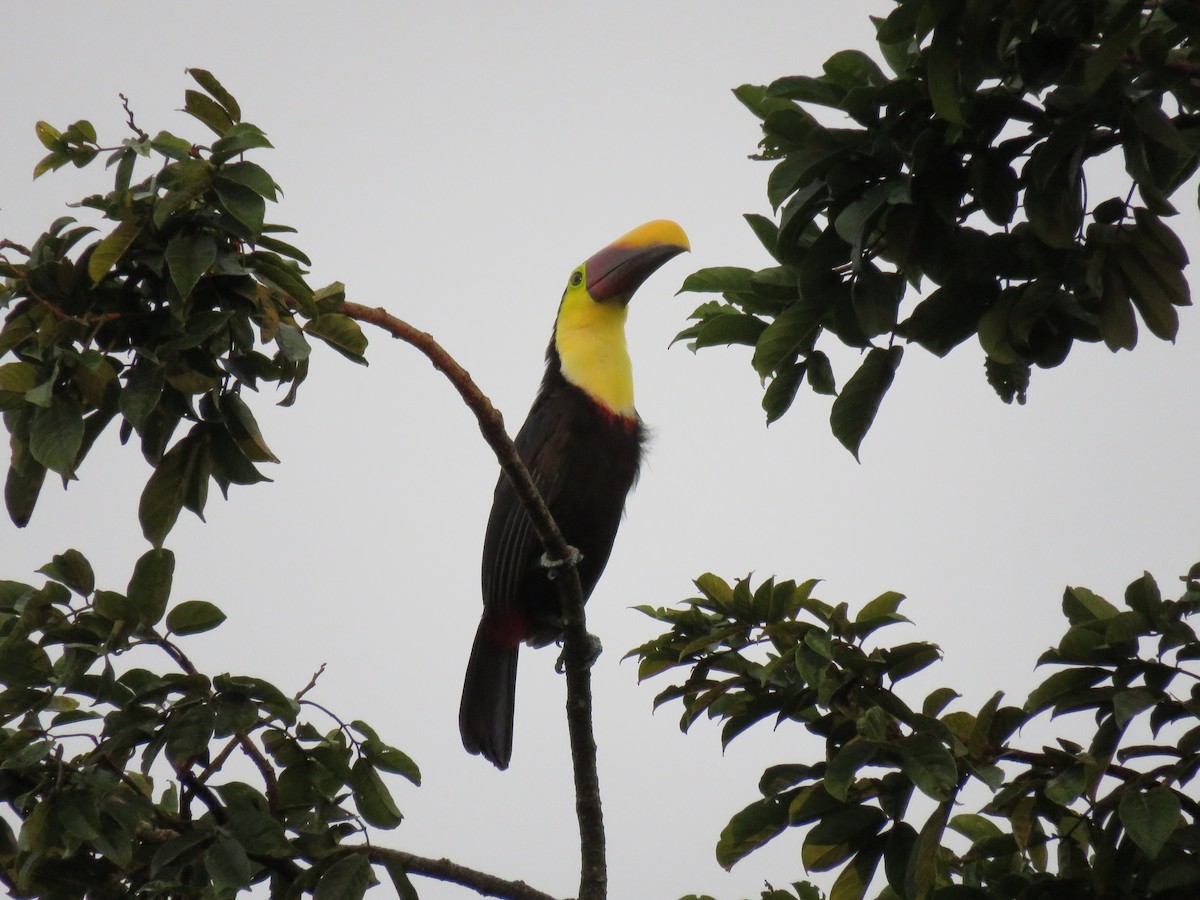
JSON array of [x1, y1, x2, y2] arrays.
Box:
[[340, 301, 607, 899], [368, 847, 561, 900]]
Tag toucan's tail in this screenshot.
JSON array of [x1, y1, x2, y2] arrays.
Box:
[[459, 622, 519, 769]]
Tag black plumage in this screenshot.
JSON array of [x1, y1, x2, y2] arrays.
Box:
[[459, 342, 643, 769]]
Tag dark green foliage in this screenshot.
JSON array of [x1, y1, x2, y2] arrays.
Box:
[[0, 69, 366, 544], [638, 566, 1200, 900], [0, 549, 419, 898], [0, 75, 420, 900], [679, 0, 1198, 453]]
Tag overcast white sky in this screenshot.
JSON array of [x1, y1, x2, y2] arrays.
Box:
[[6, 3, 1200, 898]]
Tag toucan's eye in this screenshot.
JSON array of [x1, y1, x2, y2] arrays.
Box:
[[569, 269, 584, 288]]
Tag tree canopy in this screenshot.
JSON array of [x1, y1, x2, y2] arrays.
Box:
[[3, 2, 1200, 897], [677, 0, 1198, 456]]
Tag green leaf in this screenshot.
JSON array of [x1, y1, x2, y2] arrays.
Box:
[[88, 219, 144, 282], [716, 797, 790, 869], [183, 90, 235, 136], [1025, 666, 1108, 715], [830, 346, 902, 459], [315, 853, 372, 900], [151, 130, 197, 161], [204, 833, 253, 891], [223, 810, 290, 857], [909, 801, 951, 898], [1116, 244, 1181, 340], [823, 49, 886, 88], [693, 311, 767, 349], [1063, 586, 1120, 624], [305, 313, 368, 363], [926, 30, 964, 124], [752, 298, 826, 377], [164, 232, 217, 300], [805, 351, 836, 395], [362, 740, 422, 785], [1119, 787, 1181, 859], [220, 392, 278, 463], [214, 178, 267, 236], [126, 548, 175, 626], [351, 758, 403, 829], [899, 733, 958, 801], [830, 841, 884, 900], [767, 74, 846, 107], [153, 159, 213, 227], [802, 804, 886, 872], [35, 120, 65, 151], [762, 361, 805, 424], [211, 123, 272, 164], [1044, 765, 1087, 806], [6, 461, 47, 527], [826, 740, 889, 801], [187, 68, 242, 122], [255, 233, 311, 265], [94, 589, 138, 621], [218, 161, 279, 200], [378, 854, 419, 900], [29, 399, 84, 477], [856, 590, 904, 622], [744, 214, 781, 261], [679, 266, 755, 294], [249, 252, 316, 316], [33, 150, 71, 179], [0, 362, 39, 394], [38, 549, 94, 596], [139, 432, 204, 547], [275, 323, 312, 362], [151, 827, 213, 876], [1084, 13, 1140, 92], [166, 600, 227, 636], [119, 364, 166, 431], [167, 702, 216, 769]]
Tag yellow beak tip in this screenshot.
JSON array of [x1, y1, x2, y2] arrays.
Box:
[[616, 219, 690, 254]]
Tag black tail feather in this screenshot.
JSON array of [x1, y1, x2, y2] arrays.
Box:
[[459, 624, 519, 769]]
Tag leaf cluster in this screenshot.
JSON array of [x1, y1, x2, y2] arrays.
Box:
[[0, 548, 420, 899], [0, 69, 367, 545], [634, 565, 1200, 900], [677, 0, 1199, 454]]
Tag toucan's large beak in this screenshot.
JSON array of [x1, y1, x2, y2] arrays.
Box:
[[584, 219, 690, 304]]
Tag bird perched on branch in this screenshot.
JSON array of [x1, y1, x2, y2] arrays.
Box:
[[459, 219, 690, 769]]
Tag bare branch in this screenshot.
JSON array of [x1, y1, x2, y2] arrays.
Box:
[[368, 847, 561, 900], [119, 92, 148, 141], [341, 300, 607, 899], [295, 661, 327, 700]]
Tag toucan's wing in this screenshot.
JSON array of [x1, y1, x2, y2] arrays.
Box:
[[480, 390, 570, 632]]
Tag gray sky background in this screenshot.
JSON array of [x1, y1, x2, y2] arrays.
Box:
[[5, 3, 1200, 898]]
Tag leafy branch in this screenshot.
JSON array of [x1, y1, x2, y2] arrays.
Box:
[[633, 565, 1200, 899], [678, 0, 1197, 456], [1, 71, 606, 899]]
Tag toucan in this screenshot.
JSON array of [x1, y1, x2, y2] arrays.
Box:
[[459, 219, 690, 769]]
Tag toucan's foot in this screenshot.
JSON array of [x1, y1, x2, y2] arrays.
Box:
[[555, 633, 603, 673], [540, 546, 583, 580]]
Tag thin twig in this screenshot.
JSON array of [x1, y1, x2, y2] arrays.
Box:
[[367, 847, 560, 900], [295, 661, 327, 700], [119, 93, 148, 141], [340, 300, 607, 900], [237, 731, 283, 813]]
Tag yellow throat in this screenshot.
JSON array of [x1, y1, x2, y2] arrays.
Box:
[[554, 284, 634, 417], [548, 219, 690, 418]]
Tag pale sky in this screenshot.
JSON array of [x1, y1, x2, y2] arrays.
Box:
[[5, 3, 1200, 898]]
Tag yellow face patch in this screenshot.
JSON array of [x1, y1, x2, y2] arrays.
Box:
[[554, 267, 635, 416]]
